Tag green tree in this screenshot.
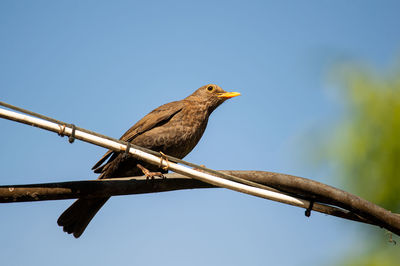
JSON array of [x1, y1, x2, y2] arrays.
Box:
[[322, 64, 400, 265]]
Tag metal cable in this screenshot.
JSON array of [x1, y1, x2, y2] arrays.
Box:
[[0, 101, 279, 193]]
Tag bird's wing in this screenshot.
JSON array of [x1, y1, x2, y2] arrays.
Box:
[[92, 100, 185, 171], [91, 150, 114, 171]]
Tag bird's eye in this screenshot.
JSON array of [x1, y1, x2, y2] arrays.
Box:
[[207, 86, 214, 91]]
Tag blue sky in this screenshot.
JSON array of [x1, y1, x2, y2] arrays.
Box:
[[1, 1, 399, 265]]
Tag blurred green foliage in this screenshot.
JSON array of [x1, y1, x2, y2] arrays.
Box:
[[341, 246, 399, 266], [324, 64, 400, 265], [330, 65, 400, 211]]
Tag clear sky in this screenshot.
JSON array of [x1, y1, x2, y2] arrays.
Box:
[[1, 1, 399, 265]]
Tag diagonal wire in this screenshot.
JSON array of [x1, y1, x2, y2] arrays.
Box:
[[0, 101, 280, 194]]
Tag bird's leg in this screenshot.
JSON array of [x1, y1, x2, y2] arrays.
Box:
[[192, 164, 206, 172], [159, 151, 170, 172], [137, 164, 164, 179]]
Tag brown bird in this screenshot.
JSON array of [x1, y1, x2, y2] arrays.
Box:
[[57, 84, 240, 238]]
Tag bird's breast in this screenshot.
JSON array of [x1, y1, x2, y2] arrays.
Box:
[[132, 106, 209, 159]]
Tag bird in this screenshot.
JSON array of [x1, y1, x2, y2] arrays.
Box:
[[57, 84, 240, 238]]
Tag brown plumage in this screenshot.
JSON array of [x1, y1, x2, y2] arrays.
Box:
[[57, 84, 240, 238]]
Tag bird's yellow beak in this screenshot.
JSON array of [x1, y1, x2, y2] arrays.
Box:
[[217, 92, 241, 99]]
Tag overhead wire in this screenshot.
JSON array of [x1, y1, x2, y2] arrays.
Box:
[[0, 101, 280, 194]]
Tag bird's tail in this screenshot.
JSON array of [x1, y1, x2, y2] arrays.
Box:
[[57, 197, 109, 238]]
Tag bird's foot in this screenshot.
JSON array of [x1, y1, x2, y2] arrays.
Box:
[[137, 164, 164, 179], [192, 164, 206, 172], [159, 151, 170, 171]]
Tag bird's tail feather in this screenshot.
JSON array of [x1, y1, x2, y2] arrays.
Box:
[[57, 197, 109, 238]]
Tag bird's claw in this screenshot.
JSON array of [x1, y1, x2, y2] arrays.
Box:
[[192, 164, 206, 172], [159, 151, 169, 171], [137, 164, 164, 179]]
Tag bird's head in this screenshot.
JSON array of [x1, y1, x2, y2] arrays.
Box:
[[186, 84, 240, 113]]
